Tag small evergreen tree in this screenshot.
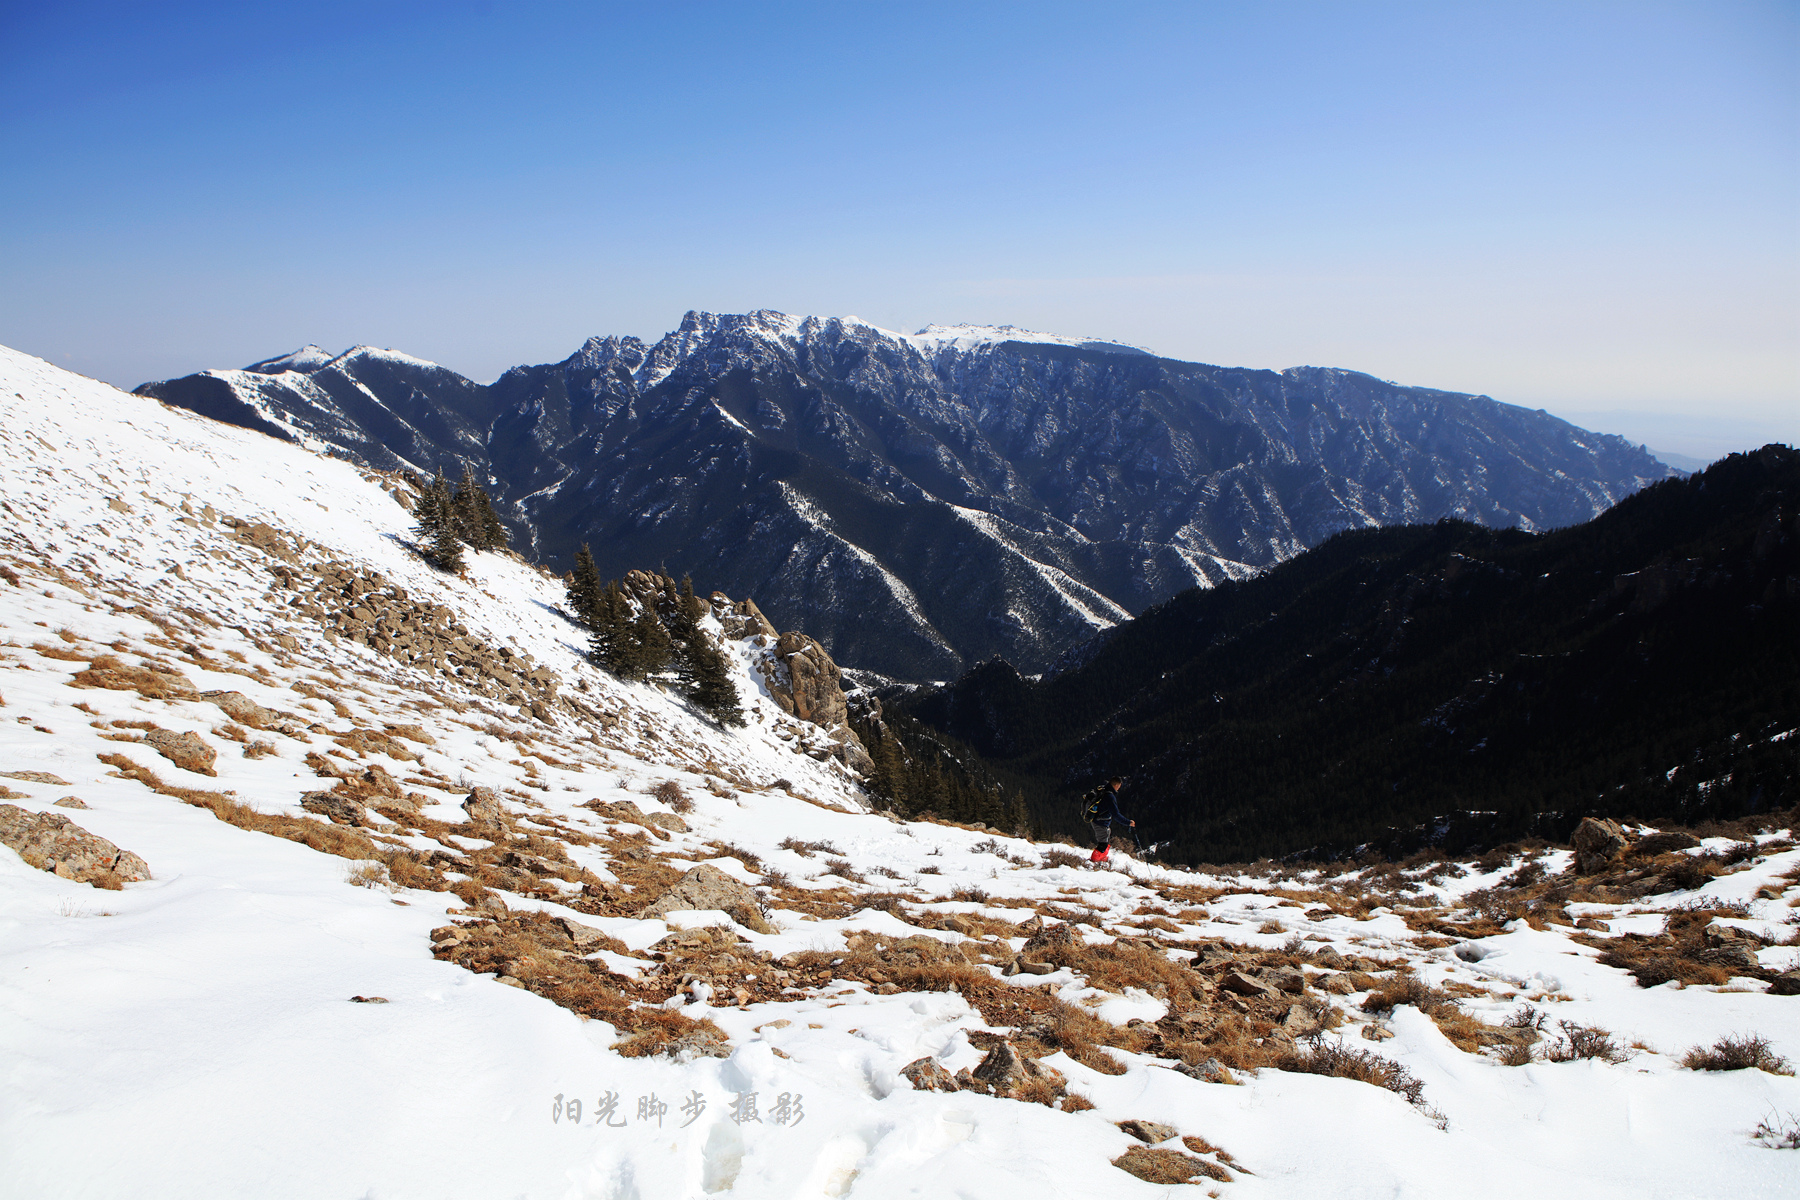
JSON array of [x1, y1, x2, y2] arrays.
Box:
[[474, 486, 509, 552], [589, 580, 631, 675], [415, 467, 463, 572], [627, 601, 672, 680], [567, 545, 604, 626]]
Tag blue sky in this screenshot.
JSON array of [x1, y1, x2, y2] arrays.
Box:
[[2, 1, 1793, 456]]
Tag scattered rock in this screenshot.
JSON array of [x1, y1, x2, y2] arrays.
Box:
[[641, 811, 689, 834], [1118, 1119, 1181, 1145], [200, 690, 284, 730], [0, 770, 71, 786], [970, 1040, 1065, 1098], [1282, 1003, 1322, 1038], [900, 1056, 960, 1093], [1362, 1021, 1395, 1042], [300, 792, 368, 826], [1768, 970, 1800, 997], [640, 863, 776, 935], [1267, 966, 1307, 995], [349, 995, 389, 1004], [1221, 970, 1278, 998], [52, 797, 89, 809], [1013, 959, 1056, 976], [144, 729, 217, 776], [0, 804, 151, 885], [1019, 920, 1081, 967], [554, 917, 613, 952], [1572, 817, 1629, 875], [462, 786, 505, 825], [1173, 1057, 1236, 1085]]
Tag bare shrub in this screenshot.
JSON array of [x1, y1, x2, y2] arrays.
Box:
[[778, 836, 839, 858], [951, 885, 990, 903], [1360, 971, 1451, 1016], [1042, 847, 1088, 870], [1497, 1042, 1536, 1066], [1278, 1040, 1427, 1107], [1682, 1034, 1793, 1075], [1752, 1111, 1800, 1149], [242, 739, 278, 759], [345, 860, 392, 890], [1544, 1021, 1626, 1063], [1505, 1004, 1549, 1032], [652, 779, 693, 813], [824, 858, 864, 883]]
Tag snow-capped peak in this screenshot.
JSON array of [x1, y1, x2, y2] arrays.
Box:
[[904, 323, 1151, 356], [244, 345, 335, 375]]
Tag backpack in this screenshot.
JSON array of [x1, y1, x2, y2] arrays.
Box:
[[1079, 784, 1112, 823]]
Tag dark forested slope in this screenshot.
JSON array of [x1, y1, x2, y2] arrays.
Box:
[[902, 446, 1800, 863]]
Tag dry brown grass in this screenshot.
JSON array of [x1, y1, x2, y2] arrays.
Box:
[[1112, 1146, 1230, 1185], [1591, 907, 1746, 988], [69, 654, 196, 699]]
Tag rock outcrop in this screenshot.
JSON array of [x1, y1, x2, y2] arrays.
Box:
[[757, 632, 873, 773], [640, 863, 775, 934], [0, 804, 151, 885], [1573, 817, 1629, 875]]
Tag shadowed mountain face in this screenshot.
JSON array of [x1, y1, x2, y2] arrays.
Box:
[[136, 311, 1673, 679], [903, 446, 1800, 864]]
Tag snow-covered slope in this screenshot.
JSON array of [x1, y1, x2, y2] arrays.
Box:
[[2, 345, 1796, 1198]]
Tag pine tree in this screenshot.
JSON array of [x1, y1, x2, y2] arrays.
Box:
[[567, 545, 604, 627], [590, 580, 631, 675], [452, 462, 483, 546], [415, 468, 463, 572], [628, 602, 672, 680], [474, 486, 509, 552]]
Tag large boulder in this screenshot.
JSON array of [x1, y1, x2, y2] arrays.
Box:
[[640, 863, 775, 934], [0, 804, 151, 885], [145, 729, 217, 776], [1572, 817, 1629, 874]]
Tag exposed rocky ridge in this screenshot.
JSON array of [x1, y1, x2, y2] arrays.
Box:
[[136, 311, 1674, 678]]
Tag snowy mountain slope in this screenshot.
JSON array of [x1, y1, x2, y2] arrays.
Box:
[[136, 311, 1676, 679], [3, 345, 1797, 1198]]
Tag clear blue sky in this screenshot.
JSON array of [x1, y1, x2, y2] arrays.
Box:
[[2, 1, 1794, 456]]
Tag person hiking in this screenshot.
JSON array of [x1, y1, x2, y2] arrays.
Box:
[[1080, 776, 1133, 863]]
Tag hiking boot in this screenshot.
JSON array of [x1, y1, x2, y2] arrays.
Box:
[[1090, 846, 1109, 863]]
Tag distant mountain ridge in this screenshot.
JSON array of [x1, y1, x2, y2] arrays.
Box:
[[135, 310, 1674, 679]]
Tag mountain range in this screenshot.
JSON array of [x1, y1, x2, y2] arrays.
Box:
[[135, 311, 1674, 679], [899, 446, 1799, 863]]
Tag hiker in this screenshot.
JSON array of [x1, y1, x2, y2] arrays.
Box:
[[1081, 776, 1134, 863]]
